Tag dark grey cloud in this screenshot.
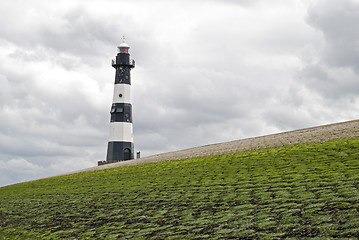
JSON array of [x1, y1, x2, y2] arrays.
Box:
[[299, 64, 359, 99], [307, 0, 359, 71], [0, 2, 127, 69], [299, 0, 359, 99]]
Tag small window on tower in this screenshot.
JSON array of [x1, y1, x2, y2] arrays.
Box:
[[116, 107, 124, 113]]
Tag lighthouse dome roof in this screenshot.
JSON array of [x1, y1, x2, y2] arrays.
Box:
[[118, 42, 130, 48]]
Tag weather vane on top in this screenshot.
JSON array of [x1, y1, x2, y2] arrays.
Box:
[[121, 34, 126, 43]]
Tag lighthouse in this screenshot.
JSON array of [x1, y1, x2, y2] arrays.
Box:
[[105, 39, 135, 163]]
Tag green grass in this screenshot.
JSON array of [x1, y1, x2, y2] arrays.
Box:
[[0, 138, 359, 239]]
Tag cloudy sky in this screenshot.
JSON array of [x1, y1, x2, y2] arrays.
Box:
[[1, 0, 358, 186]]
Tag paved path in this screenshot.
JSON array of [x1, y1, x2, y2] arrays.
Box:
[[55, 119, 359, 177]]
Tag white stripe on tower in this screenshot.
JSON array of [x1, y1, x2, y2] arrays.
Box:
[[112, 84, 131, 103], [108, 122, 133, 142]]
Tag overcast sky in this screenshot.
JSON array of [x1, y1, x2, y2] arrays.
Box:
[[0, 0, 358, 187]]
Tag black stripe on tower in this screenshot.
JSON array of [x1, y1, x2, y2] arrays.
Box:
[[110, 103, 132, 123], [106, 142, 134, 163], [115, 53, 134, 67], [113, 53, 135, 85], [115, 67, 131, 85]]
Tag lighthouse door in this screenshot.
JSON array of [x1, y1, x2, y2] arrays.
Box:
[[124, 148, 131, 160]]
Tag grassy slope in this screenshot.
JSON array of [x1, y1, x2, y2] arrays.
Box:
[[0, 138, 359, 239]]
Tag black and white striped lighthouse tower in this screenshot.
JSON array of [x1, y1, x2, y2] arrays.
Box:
[[106, 38, 135, 163]]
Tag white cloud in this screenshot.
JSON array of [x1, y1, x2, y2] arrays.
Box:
[[0, 158, 44, 174]]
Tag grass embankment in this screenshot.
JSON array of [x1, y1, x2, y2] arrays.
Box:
[[0, 138, 359, 239]]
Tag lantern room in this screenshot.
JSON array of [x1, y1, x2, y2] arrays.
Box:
[[118, 42, 130, 54]]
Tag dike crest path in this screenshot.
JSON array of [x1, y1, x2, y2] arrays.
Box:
[[56, 119, 359, 177]]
